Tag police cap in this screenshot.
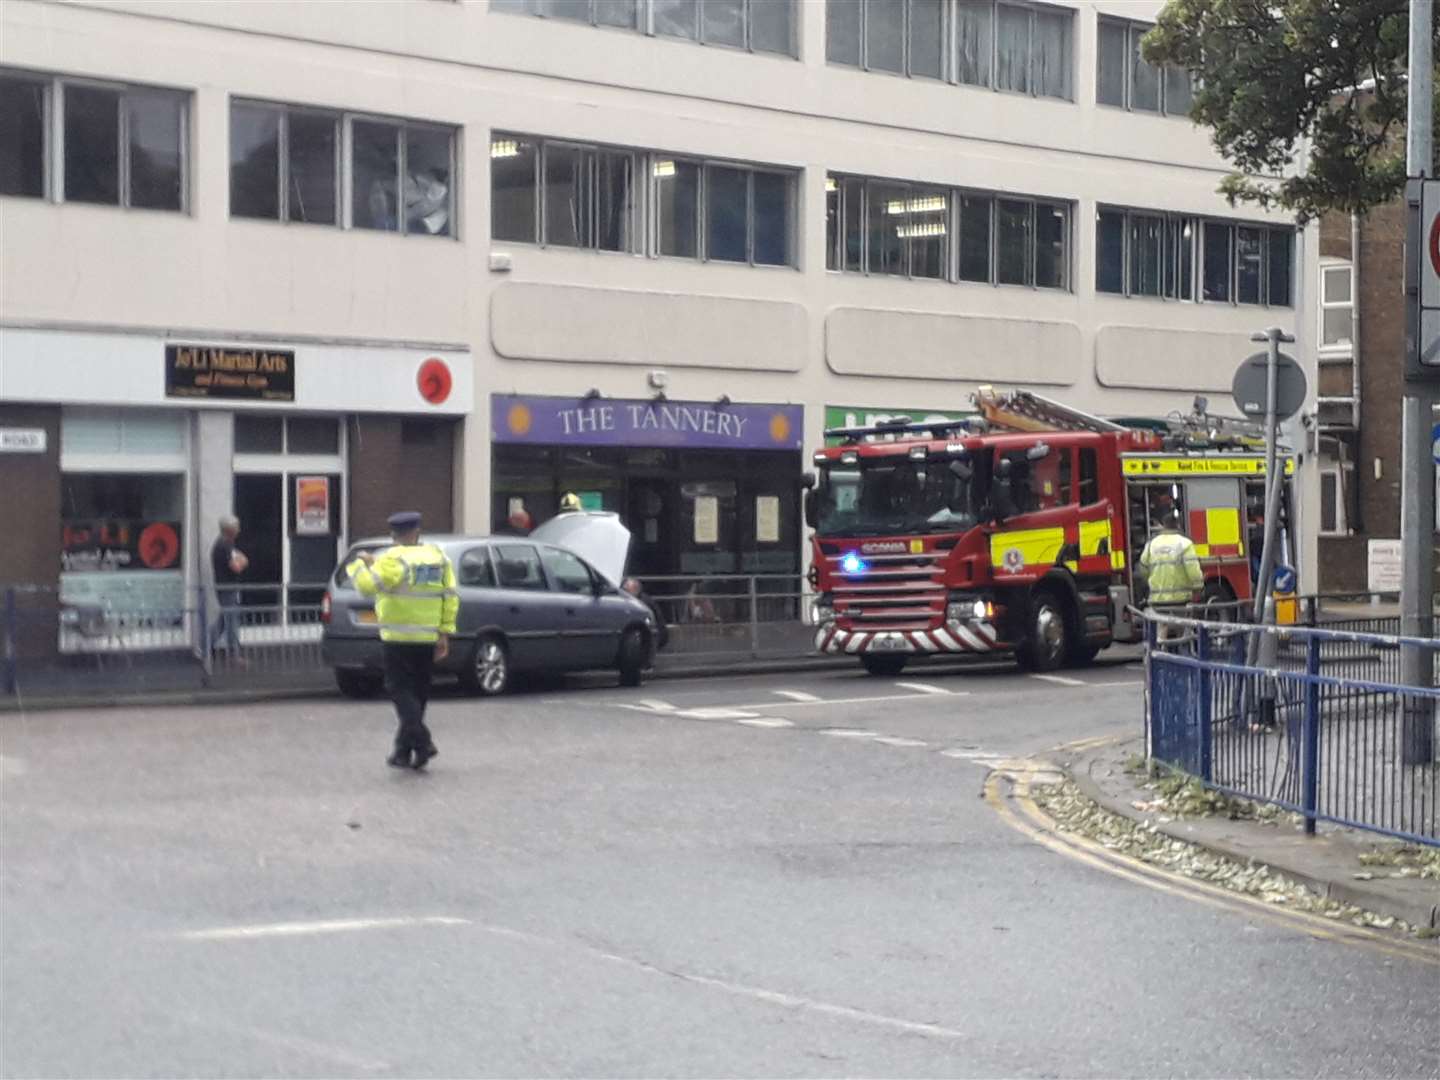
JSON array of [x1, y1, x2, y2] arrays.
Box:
[[387, 510, 423, 531]]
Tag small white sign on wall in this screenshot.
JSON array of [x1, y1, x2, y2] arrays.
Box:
[[1366, 539, 1403, 593], [0, 428, 46, 453]]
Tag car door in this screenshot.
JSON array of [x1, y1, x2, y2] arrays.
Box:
[[452, 544, 502, 647], [489, 542, 563, 669], [538, 545, 615, 668]]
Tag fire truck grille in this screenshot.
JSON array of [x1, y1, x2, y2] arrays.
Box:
[[829, 553, 945, 631]]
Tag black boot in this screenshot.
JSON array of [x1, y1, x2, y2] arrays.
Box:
[[411, 744, 438, 770], [387, 747, 413, 769]]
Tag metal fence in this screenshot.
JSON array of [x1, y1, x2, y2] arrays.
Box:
[[1144, 613, 1440, 846], [2, 576, 821, 703]]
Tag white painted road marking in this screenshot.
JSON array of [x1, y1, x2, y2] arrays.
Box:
[[774, 689, 822, 702], [1031, 673, 1087, 687], [178, 916, 470, 942], [870, 736, 930, 748], [736, 717, 795, 728], [895, 681, 951, 695], [635, 698, 677, 712], [731, 690, 971, 711], [940, 748, 1006, 763], [818, 729, 880, 740]]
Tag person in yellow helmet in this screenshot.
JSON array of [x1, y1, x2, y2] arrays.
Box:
[[559, 491, 583, 513], [1139, 508, 1205, 640], [347, 511, 458, 770]]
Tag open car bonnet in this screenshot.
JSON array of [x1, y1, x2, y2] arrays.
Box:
[[530, 511, 632, 587]]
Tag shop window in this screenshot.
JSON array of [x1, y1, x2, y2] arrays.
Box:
[[494, 544, 548, 590], [1096, 17, 1193, 117], [235, 415, 284, 454], [494, 0, 794, 56], [287, 416, 340, 454], [458, 547, 496, 588], [61, 410, 185, 457], [61, 473, 185, 575]]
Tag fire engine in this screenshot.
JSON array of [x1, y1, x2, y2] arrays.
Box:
[[805, 388, 1295, 674]]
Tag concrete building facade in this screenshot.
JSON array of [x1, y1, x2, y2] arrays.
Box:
[[0, 0, 1321, 621]]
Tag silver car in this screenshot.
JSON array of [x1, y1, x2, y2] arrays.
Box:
[[321, 535, 657, 697]]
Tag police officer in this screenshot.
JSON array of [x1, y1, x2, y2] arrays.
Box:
[[346, 511, 458, 770], [1138, 508, 1205, 640]]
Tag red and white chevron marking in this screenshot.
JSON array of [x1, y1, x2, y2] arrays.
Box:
[[815, 622, 1000, 656]]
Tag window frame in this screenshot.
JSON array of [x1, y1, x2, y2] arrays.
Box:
[[0, 69, 190, 212], [493, 0, 797, 58], [825, 170, 1071, 291], [828, 0, 1075, 102], [1318, 260, 1355, 354], [229, 99, 342, 227], [1095, 16, 1193, 119], [1318, 462, 1352, 537]]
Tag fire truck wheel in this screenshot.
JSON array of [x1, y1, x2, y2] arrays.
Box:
[[861, 654, 908, 677], [1018, 590, 1069, 673]]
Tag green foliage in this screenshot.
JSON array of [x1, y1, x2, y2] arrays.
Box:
[[1144, 0, 1438, 221]]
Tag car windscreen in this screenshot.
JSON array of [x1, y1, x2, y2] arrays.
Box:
[[331, 543, 390, 588]]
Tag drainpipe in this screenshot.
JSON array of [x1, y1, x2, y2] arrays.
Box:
[[1349, 211, 1364, 534]]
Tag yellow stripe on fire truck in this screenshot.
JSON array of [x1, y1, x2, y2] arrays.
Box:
[[991, 526, 1065, 574]]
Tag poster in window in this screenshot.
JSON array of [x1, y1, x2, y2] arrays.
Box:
[[756, 495, 780, 544], [295, 476, 330, 536], [61, 520, 182, 572], [693, 495, 719, 545]]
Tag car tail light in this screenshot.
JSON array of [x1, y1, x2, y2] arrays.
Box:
[[321, 591, 332, 624]]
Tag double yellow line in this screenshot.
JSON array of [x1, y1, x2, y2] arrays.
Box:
[[984, 761, 1440, 966]]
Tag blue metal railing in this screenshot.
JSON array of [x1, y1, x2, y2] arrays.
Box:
[[1144, 614, 1440, 846]]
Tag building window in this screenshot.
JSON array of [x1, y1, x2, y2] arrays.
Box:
[[826, 173, 1068, 289], [1099, 206, 1291, 306], [830, 0, 1073, 101], [492, 0, 795, 56], [491, 132, 795, 267], [1319, 464, 1351, 536], [1097, 17, 1193, 117], [1319, 262, 1354, 352], [230, 100, 455, 236], [0, 70, 187, 210]]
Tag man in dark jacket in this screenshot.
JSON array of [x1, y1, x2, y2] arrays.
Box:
[[209, 515, 249, 664]]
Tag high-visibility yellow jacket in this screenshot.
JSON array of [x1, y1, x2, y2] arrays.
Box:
[[347, 543, 458, 644], [1139, 530, 1206, 606]]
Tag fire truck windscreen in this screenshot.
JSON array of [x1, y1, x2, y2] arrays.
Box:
[[814, 457, 981, 538]]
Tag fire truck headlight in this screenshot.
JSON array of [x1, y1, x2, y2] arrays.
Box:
[[946, 598, 994, 624], [973, 599, 992, 620]]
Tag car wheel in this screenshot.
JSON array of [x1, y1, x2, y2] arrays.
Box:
[[618, 627, 649, 688], [462, 636, 509, 696], [335, 669, 382, 699], [861, 654, 908, 677], [1018, 590, 1069, 673]]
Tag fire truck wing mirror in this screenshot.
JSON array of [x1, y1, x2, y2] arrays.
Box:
[[800, 471, 817, 490], [948, 459, 973, 480], [1026, 442, 1051, 462], [803, 489, 819, 530]]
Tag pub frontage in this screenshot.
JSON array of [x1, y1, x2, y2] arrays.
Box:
[[490, 393, 805, 581]]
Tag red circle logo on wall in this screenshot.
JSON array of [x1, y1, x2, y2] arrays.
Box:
[[138, 523, 180, 569], [417, 358, 452, 405]]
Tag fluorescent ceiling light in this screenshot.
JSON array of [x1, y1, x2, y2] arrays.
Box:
[[887, 195, 946, 216], [490, 139, 520, 159], [825, 177, 837, 192], [896, 222, 947, 238], [653, 160, 676, 178]]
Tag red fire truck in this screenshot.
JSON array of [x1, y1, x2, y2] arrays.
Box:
[[805, 388, 1294, 674]]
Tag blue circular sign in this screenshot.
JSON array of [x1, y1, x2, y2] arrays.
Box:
[[1273, 565, 1297, 594]]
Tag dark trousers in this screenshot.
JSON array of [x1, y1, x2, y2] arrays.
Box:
[[383, 642, 436, 753]]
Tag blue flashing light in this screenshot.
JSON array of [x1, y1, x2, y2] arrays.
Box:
[[840, 552, 869, 575]]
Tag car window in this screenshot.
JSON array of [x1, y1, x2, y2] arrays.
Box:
[[493, 544, 547, 591], [332, 544, 387, 587], [457, 546, 495, 588], [540, 547, 595, 594]]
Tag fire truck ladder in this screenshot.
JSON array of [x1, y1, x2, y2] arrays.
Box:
[[972, 387, 1127, 434]]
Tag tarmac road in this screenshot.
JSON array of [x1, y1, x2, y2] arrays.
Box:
[[3, 657, 1436, 1078]]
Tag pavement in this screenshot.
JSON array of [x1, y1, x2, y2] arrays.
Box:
[[3, 658, 1437, 1078], [1061, 737, 1440, 931]]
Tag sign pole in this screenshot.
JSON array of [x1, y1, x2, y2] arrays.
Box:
[[1250, 327, 1293, 629], [1401, 0, 1436, 765]]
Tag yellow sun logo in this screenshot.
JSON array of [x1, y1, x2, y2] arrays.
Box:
[[507, 403, 533, 436]]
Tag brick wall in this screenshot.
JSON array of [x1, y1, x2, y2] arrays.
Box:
[[347, 416, 456, 539], [0, 404, 62, 666]]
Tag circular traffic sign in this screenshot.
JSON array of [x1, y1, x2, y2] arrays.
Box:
[[417, 357, 452, 405], [1232, 351, 1307, 421]]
